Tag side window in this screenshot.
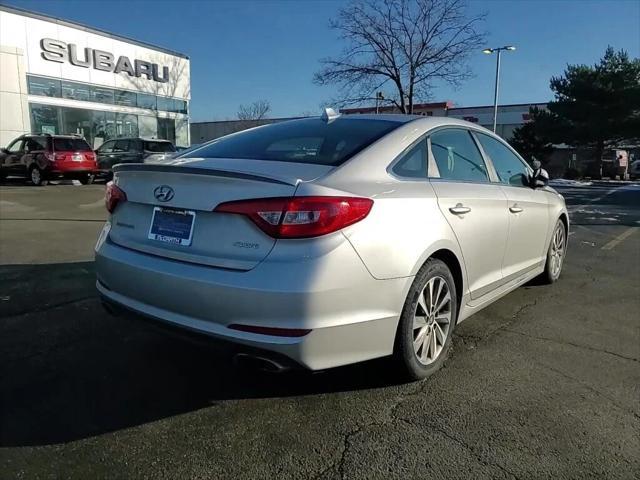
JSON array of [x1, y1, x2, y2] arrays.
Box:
[[430, 129, 489, 182], [113, 140, 129, 152], [392, 140, 427, 178], [6, 139, 25, 153], [25, 137, 47, 152], [98, 141, 115, 153], [476, 133, 529, 187]]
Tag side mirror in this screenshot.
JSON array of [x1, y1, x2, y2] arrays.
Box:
[[530, 167, 549, 188]]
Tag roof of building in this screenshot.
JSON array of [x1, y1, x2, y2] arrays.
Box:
[[0, 4, 189, 59], [340, 102, 453, 115]]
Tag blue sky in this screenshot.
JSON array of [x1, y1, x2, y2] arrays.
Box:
[[3, 0, 639, 121]]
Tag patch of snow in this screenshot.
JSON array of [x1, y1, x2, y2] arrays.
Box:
[[549, 179, 593, 186]]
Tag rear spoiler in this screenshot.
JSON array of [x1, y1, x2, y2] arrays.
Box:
[[112, 163, 295, 186]]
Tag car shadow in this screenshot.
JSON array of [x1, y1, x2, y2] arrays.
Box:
[[0, 261, 404, 447]]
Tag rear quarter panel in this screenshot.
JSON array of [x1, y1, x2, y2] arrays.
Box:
[[297, 179, 466, 284]]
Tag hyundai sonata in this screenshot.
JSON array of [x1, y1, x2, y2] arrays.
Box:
[[95, 112, 568, 380]]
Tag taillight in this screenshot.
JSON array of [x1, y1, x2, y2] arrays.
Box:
[[45, 152, 71, 162], [105, 182, 127, 213], [85, 152, 96, 162], [214, 196, 373, 239]]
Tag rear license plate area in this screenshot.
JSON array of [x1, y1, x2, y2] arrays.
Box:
[[148, 207, 195, 246]]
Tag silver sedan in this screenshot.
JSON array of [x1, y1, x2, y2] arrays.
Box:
[[95, 112, 568, 380]]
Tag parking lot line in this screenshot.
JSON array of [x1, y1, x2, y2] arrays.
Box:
[[601, 227, 637, 250]]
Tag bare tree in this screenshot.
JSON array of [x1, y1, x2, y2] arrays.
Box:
[[237, 100, 272, 120], [314, 0, 485, 113]]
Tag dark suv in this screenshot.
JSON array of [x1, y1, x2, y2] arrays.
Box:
[[0, 134, 97, 186], [96, 138, 176, 178]]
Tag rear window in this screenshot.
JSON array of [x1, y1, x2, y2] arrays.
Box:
[[54, 138, 91, 151], [182, 118, 401, 166], [144, 141, 175, 153]]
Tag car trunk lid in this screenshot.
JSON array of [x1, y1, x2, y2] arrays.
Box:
[[108, 160, 333, 270]]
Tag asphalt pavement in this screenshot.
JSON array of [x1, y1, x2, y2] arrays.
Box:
[[0, 180, 638, 479]]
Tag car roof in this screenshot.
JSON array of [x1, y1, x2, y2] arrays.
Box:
[[24, 134, 86, 139], [335, 114, 492, 131], [105, 137, 172, 142]]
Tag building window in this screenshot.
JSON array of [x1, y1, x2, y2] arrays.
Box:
[[28, 76, 61, 97], [115, 90, 137, 107], [115, 113, 139, 137], [158, 117, 176, 144], [137, 93, 157, 110], [173, 99, 188, 114], [61, 81, 91, 102], [26, 76, 186, 132], [30, 104, 60, 134], [157, 96, 173, 112], [91, 86, 114, 104]]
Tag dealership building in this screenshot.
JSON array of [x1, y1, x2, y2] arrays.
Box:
[[0, 5, 190, 149]]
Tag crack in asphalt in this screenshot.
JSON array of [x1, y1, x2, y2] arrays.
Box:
[[398, 417, 521, 480], [503, 329, 639, 363], [310, 297, 553, 478], [537, 362, 640, 421], [0, 296, 97, 319]]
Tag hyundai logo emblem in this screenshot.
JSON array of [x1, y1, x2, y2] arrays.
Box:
[[153, 185, 174, 202]]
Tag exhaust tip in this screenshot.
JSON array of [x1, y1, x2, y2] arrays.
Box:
[[233, 353, 289, 373]]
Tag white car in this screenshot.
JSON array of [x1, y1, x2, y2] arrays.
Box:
[[95, 113, 568, 380]]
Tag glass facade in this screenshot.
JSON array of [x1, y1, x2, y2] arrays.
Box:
[[27, 75, 188, 114], [30, 103, 158, 149]]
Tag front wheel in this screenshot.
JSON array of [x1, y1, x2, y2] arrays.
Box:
[[393, 258, 457, 381], [540, 219, 566, 284]]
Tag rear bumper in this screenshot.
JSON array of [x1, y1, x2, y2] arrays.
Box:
[[95, 234, 411, 370]]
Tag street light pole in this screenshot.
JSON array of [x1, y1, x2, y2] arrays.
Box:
[[483, 45, 516, 134], [492, 49, 501, 133]]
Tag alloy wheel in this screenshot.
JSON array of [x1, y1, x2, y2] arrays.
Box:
[[413, 275, 452, 365], [550, 223, 565, 278], [31, 167, 41, 185]]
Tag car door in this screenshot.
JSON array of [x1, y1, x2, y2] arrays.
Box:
[[3, 138, 26, 173], [23, 137, 48, 170], [96, 140, 116, 170], [428, 128, 509, 300], [129, 139, 145, 162], [474, 132, 550, 280]]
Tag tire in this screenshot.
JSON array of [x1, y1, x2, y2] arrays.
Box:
[[79, 174, 94, 185], [540, 219, 566, 284], [393, 258, 458, 381], [29, 165, 47, 186]]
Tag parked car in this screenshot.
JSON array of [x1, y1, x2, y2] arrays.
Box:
[[170, 143, 202, 159], [95, 114, 568, 381], [96, 138, 176, 178], [0, 134, 96, 186], [628, 159, 640, 180]]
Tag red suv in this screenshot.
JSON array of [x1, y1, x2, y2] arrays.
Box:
[[0, 134, 97, 186]]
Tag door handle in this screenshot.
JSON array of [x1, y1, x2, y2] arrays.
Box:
[[449, 204, 471, 215], [509, 205, 523, 213]]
